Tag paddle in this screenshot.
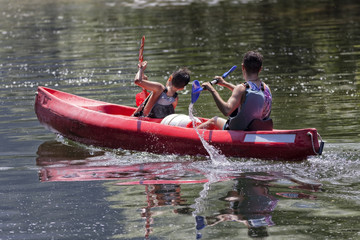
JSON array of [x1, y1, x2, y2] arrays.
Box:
[[135, 36, 150, 107], [191, 65, 237, 104], [191, 80, 202, 104]]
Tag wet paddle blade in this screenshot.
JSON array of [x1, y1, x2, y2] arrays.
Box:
[[136, 89, 149, 106], [191, 80, 203, 104]]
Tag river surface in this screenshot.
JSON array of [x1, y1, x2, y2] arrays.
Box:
[[1, 0, 360, 239]]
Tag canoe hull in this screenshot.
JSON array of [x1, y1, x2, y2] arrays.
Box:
[[35, 87, 322, 160]]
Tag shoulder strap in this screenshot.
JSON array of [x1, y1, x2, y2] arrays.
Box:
[[261, 82, 265, 91], [247, 81, 265, 91], [164, 88, 178, 98]]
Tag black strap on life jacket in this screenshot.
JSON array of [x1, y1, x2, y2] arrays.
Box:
[[163, 88, 178, 98], [244, 82, 265, 91]]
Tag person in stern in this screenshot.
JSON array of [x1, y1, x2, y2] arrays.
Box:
[[196, 51, 273, 131], [132, 60, 191, 118]]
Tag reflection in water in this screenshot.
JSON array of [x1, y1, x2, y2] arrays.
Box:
[[196, 178, 278, 239], [141, 184, 188, 239], [36, 140, 206, 182], [36, 140, 323, 239], [193, 173, 320, 239]]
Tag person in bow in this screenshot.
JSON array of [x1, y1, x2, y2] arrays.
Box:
[[132, 61, 190, 118]]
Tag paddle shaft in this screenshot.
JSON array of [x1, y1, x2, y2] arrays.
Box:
[[191, 66, 237, 104], [137, 36, 145, 82], [133, 36, 150, 113], [211, 65, 237, 85]]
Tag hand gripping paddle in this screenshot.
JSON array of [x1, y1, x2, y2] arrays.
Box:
[[135, 36, 150, 106], [191, 65, 237, 104]]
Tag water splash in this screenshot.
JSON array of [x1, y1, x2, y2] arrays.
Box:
[[190, 165, 233, 239], [191, 167, 224, 215], [188, 103, 230, 167]]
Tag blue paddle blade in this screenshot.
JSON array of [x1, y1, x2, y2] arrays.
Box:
[[191, 80, 203, 104], [222, 65, 237, 78]]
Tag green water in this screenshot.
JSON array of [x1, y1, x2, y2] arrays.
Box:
[[1, 0, 359, 239]]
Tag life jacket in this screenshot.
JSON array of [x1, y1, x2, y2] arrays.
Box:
[[225, 81, 272, 130], [146, 89, 178, 118]]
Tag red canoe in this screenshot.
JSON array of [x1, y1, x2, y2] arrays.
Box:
[[34, 87, 324, 160]]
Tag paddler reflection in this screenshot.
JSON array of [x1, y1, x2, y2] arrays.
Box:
[[196, 178, 278, 239], [141, 183, 189, 239]]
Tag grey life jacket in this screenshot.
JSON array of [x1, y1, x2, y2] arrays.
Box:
[[225, 82, 272, 130], [147, 89, 178, 118]]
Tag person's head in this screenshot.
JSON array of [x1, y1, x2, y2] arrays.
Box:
[[242, 51, 263, 75], [171, 68, 191, 89]]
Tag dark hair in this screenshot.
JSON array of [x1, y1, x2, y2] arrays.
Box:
[[172, 68, 191, 89], [243, 51, 263, 74]]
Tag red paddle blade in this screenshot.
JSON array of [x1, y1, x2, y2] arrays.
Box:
[[135, 89, 150, 106], [139, 35, 145, 63]]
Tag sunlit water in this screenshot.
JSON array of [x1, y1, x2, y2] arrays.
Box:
[[1, 0, 360, 239]]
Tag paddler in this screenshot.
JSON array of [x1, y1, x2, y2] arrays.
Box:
[[197, 51, 272, 130], [132, 61, 191, 118]]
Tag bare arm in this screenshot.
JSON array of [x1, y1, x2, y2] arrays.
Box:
[[135, 78, 164, 92], [134, 61, 166, 116], [137, 81, 165, 116], [142, 90, 162, 116], [214, 76, 236, 91], [202, 82, 245, 116], [134, 61, 164, 93]]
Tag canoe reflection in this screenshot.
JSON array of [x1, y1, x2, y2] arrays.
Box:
[[36, 140, 322, 239], [36, 140, 207, 182]]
